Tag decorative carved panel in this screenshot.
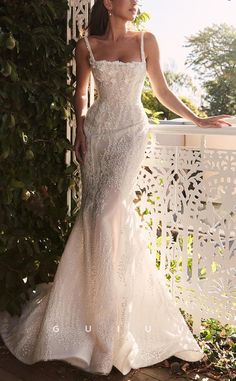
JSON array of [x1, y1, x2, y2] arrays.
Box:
[[136, 131, 236, 333]]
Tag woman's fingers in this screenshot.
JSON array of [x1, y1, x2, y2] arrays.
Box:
[[212, 115, 233, 126], [216, 118, 232, 127], [75, 145, 82, 164], [199, 114, 234, 128], [219, 120, 232, 126], [74, 139, 82, 164], [74, 135, 87, 165], [80, 138, 87, 162]]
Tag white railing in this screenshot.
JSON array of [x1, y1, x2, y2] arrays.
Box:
[[66, 0, 95, 216], [136, 121, 236, 333], [66, 0, 236, 334]]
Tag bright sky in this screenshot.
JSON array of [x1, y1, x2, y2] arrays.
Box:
[[140, 0, 236, 103]]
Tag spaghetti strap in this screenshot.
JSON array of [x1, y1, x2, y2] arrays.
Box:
[[140, 31, 145, 62], [84, 35, 95, 62]]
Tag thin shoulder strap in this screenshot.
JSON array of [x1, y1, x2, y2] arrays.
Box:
[[140, 31, 145, 62], [84, 35, 95, 62]]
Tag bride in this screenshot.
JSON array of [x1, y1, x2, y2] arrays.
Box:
[[0, 0, 233, 376]]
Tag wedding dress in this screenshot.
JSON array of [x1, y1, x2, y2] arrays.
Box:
[[0, 31, 204, 376]]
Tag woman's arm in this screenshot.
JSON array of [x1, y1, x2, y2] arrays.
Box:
[[145, 32, 232, 128], [73, 38, 91, 163], [74, 37, 91, 136]]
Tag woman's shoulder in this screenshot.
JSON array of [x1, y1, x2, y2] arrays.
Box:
[[87, 30, 149, 41], [74, 35, 90, 58], [81, 30, 158, 47], [129, 30, 158, 45], [141, 29, 157, 40]]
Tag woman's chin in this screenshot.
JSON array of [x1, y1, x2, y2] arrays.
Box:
[[127, 14, 136, 21]]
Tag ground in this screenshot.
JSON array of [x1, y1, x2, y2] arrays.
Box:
[[0, 338, 220, 381]]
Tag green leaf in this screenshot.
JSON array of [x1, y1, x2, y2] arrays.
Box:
[[10, 179, 25, 188]]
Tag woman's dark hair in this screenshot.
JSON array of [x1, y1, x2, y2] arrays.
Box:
[[83, 0, 137, 36], [84, 0, 109, 36]]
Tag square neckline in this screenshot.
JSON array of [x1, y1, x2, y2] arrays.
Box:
[[89, 57, 146, 65], [84, 31, 146, 66]]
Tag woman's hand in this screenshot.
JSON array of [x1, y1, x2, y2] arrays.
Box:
[[74, 128, 87, 165], [194, 114, 233, 129]]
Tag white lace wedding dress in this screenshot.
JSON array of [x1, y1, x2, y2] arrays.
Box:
[[0, 31, 204, 376]]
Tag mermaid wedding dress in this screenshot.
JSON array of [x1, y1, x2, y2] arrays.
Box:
[[0, 31, 204, 376]]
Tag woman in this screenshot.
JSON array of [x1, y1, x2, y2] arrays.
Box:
[[74, 1, 232, 165], [0, 0, 233, 377]]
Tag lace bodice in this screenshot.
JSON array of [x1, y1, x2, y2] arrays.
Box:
[[83, 31, 149, 135]]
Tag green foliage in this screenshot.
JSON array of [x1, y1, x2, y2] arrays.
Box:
[[204, 73, 236, 115], [141, 71, 206, 122], [179, 312, 236, 380], [0, 0, 76, 315], [141, 88, 206, 121], [134, 9, 151, 30], [184, 23, 236, 115], [164, 70, 198, 95], [199, 319, 236, 378]]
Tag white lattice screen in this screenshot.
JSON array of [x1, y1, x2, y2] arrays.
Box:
[[136, 129, 236, 333]]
